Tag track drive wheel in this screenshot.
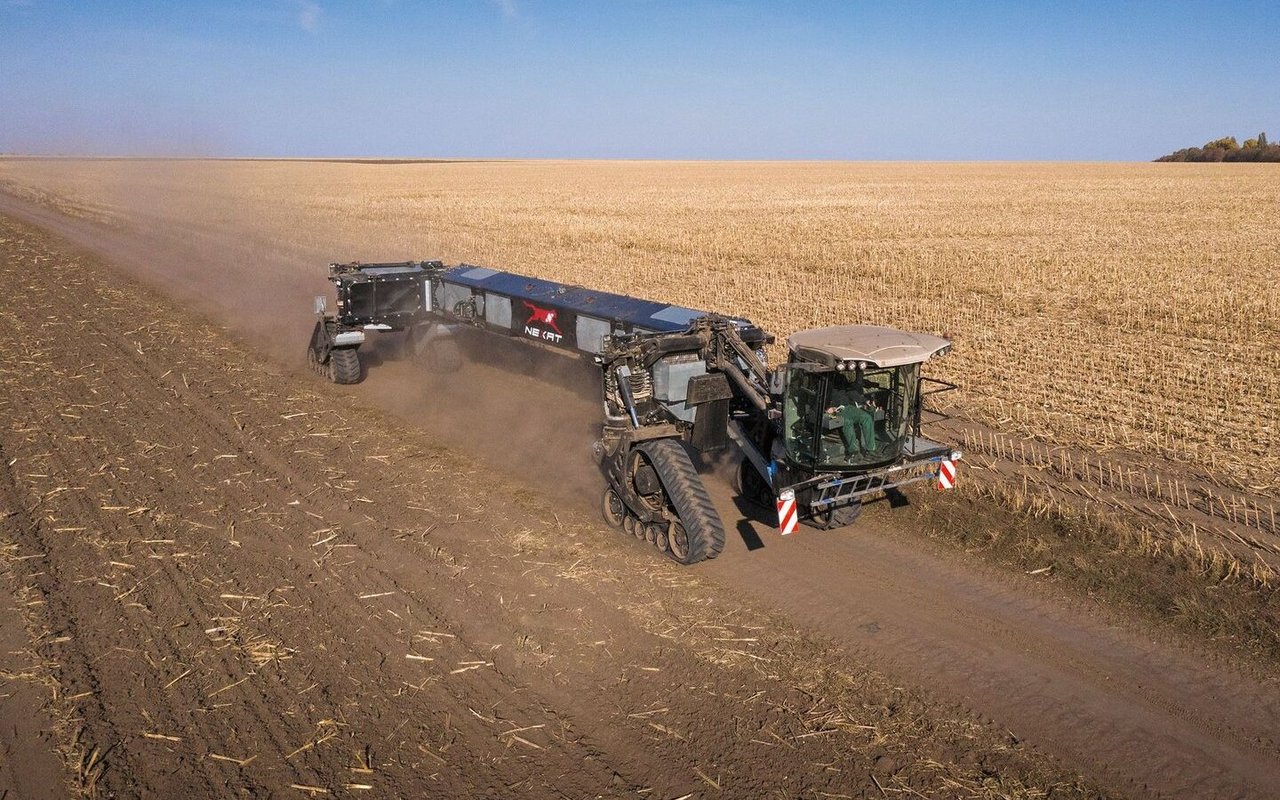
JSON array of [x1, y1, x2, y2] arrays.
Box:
[[602, 488, 626, 528], [635, 439, 725, 564], [329, 348, 362, 385]]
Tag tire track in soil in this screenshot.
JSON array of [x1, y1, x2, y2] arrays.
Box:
[[0, 214, 1100, 798], [699, 491, 1280, 799], [5, 185, 1279, 799], [0, 223, 632, 798]]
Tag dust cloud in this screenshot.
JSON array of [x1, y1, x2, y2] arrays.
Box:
[[0, 183, 609, 512]]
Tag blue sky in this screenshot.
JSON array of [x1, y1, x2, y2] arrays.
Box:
[[2, 1, 1276, 159]]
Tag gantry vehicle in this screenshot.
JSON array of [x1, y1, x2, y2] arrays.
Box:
[[307, 261, 960, 564]]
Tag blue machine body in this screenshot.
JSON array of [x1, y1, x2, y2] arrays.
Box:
[[435, 264, 760, 357]]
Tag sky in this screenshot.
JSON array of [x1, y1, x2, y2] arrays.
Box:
[[1, 0, 1277, 160]]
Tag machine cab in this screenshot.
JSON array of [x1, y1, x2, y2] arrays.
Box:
[[781, 326, 952, 471]]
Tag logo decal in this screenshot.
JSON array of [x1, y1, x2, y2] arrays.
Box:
[[522, 301, 564, 343]]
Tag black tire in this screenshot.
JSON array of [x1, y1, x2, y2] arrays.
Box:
[[737, 459, 771, 507], [602, 488, 626, 528], [408, 325, 463, 372], [329, 348, 362, 385], [426, 339, 462, 372], [636, 439, 725, 564], [809, 500, 862, 530]]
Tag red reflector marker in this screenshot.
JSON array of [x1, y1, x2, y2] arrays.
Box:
[[937, 459, 956, 490], [776, 488, 798, 535]]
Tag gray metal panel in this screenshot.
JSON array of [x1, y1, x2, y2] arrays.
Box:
[[442, 282, 473, 315], [649, 306, 703, 327], [653, 355, 706, 402], [460, 267, 500, 280], [485, 294, 512, 329], [576, 315, 611, 354], [362, 265, 424, 276]]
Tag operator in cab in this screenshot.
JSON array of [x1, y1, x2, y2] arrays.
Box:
[[825, 372, 879, 457]]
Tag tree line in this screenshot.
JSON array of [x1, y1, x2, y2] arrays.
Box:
[[1155, 133, 1280, 162]]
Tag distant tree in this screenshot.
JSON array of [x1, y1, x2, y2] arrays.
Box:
[[1155, 134, 1279, 162]]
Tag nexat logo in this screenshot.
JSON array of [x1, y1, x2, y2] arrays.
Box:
[[522, 301, 564, 343]]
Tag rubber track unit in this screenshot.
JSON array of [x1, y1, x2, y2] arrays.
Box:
[[637, 438, 724, 563], [329, 348, 362, 384]]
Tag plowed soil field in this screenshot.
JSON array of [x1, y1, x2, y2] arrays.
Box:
[[0, 196, 1278, 799]]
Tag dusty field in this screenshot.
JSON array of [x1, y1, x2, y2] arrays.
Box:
[[0, 214, 1104, 798], [0, 158, 1276, 575], [1, 163, 1280, 798]]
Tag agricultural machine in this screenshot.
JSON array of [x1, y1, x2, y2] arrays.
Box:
[[307, 261, 961, 564]]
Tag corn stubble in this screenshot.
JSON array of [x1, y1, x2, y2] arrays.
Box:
[[2, 157, 1276, 548]]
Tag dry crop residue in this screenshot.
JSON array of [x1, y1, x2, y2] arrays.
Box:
[[0, 216, 1095, 797], [1, 158, 1274, 579]]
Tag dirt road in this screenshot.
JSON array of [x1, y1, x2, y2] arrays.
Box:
[[0, 191, 1278, 798], [0, 212, 1089, 798]]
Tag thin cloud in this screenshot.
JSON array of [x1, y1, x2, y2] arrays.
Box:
[[295, 0, 321, 32], [490, 0, 517, 20]]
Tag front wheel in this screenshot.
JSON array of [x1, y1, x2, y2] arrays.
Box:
[[328, 348, 362, 384], [737, 459, 772, 507], [809, 500, 862, 530]]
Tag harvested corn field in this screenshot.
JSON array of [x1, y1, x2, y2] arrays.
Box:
[[1, 158, 1276, 566], [0, 213, 1104, 798], [2, 161, 1280, 800]]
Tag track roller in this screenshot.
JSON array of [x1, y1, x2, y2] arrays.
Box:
[[602, 488, 626, 528], [651, 523, 670, 554]]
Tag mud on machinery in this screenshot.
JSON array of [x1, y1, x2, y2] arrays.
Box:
[[307, 261, 962, 565]]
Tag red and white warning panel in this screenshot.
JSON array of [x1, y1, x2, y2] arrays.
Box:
[[776, 488, 798, 535], [937, 459, 957, 490]]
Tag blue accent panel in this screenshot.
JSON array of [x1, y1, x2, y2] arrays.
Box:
[[649, 306, 704, 327], [442, 265, 714, 333]]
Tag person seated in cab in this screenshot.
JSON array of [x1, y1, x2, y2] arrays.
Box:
[[825, 373, 878, 457]]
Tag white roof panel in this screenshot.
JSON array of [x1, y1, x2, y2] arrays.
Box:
[[787, 325, 950, 368]]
